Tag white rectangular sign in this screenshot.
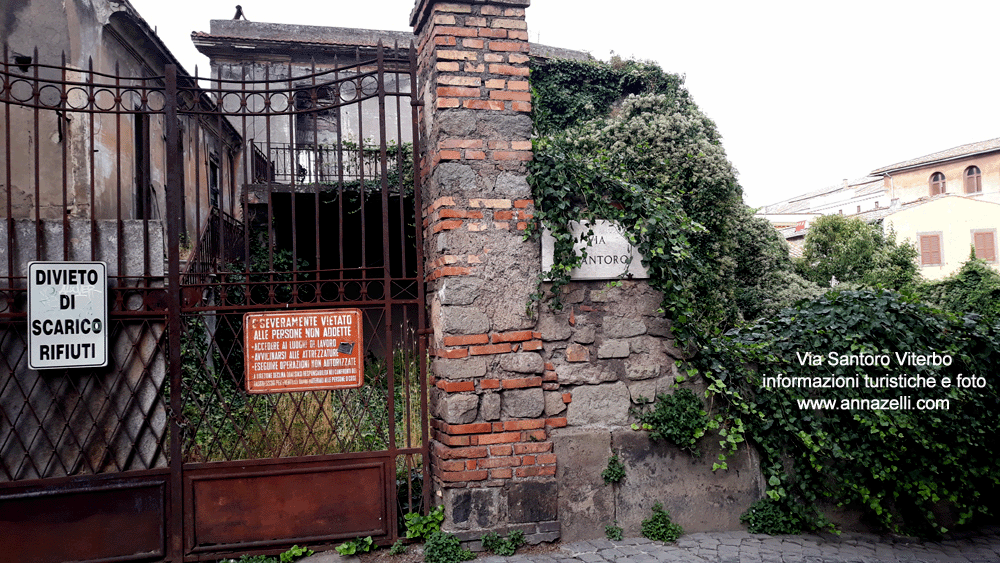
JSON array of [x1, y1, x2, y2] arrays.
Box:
[[28, 261, 108, 369], [541, 220, 649, 280]]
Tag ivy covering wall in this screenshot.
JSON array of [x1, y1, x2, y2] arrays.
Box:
[[528, 56, 999, 538]]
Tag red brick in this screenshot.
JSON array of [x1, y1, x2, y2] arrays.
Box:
[[438, 86, 481, 98], [491, 18, 527, 30], [508, 30, 529, 41], [504, 419, 545, 431], [463, 99, 504, 111], [478, 456, 521, 469], [490, 64, 529, 76], [522, 455, 535, 465], [465, 150, 486, 160], [433, 14, 457, 25], [435, 36, 457, 46], [469, 343, 513, 355], [436, 61, 461, 72], [513, 199, 533, 208], [502, 376, 542, 389], [521, 340, 542, 351], [437, 380, 476, 393], [537, 453, 558, 465], [466, 17, 488, 26], [462, 38, 485, 49], [472, 431, 521, 445], [447, 422, 493, 435], [493, 210, 515, 221], [484, 53, 504, 63], [516, 466, 556, 477], [434, 430, 470, 446], [437, 150, 461, 161], [479, 28, 508, 38], [480, 378, 501, 389], [438, 50, 479, 61], [525, 430, 547, 441], [466, 460, 478, 470], [504, 8, 525, 16], [512, 101, 532, 112], [545, 417, 568, 429], [514, 442, 552, 455], [443, 334, 489, 346], [511, 140, 532, 150], [489, 41, 529, 52], [440, 459, 468, 472], [432, 219, 463, 233], [464, 63, 485, 73], [544, 363, 555, 371], [493, 151, 532, 161], [434, 348, 469, 359], [491, 422, 504, 432], [490, 445, 513, 456], [437, 98, 460, 109], [436, 26, 479, 37], [439, 470, 488, 482], [490, 468, 513, 479], [562, 393, 572, 404], [435, 445, 488, 459], [480, 5, 502, 15], [508, 54, 529, 64], [491, 330, 533, 343], [490, 90, 531, 102], [439, 139, 483, 149]]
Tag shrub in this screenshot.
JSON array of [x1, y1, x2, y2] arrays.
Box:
[[740, 497, 806, 535], [605, 522, 624, 541], [481, 530, 525, 556], [404, 504, 444, 541], [601, 454, 626, 484], [640, 502, 684, 542], [424, 532, 474, 563], [635, 389, 707, 454]]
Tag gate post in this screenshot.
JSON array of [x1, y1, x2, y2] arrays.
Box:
[[411, 0, 561, 546]]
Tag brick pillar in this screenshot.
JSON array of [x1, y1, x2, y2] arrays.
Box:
[[411, 0, 563, 545]]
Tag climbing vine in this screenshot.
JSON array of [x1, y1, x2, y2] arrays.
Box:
[[528, 56, 999, 538]]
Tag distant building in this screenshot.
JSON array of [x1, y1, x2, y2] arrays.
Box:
[[759, 138, 1000, 278]]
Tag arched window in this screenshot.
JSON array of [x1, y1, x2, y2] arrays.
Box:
[[930, 172, 946, 195], [965, 166, 982, 193]]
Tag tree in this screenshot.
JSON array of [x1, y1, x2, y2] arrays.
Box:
[[795, 214, 918, 290]]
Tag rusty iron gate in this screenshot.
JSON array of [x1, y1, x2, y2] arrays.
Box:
[[0, 43, 428, 562]]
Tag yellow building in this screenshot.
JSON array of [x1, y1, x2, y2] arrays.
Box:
[[884, 195, 1000, 280]]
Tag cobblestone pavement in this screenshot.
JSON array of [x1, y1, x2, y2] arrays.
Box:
[[473, 528, 1000, 563]]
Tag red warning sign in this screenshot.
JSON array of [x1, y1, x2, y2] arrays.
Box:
[[244, 309, 363, 393]]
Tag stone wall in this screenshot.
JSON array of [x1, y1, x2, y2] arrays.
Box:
[[541, 280, 764, 541]]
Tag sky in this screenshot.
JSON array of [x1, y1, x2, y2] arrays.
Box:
[[130, 0, 1000, 208]]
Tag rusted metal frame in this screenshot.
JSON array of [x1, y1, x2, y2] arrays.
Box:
[[374, 43, 400, 539], [141, 71, 153, 283], [33, 47, 42, 260], [88, 56, 97, 262], [4, 46, 14, 292], [335, 58, 346, 275], [194, 86, 202, 272], [114, 62, 126, 279], [97, 320, 169, 472], [311, 59, 321, 274], [265, 65, 275, 301], [165, 64, 186, 562], [180, 292, 422, 313], [117, 323, 171, 470], [25, 374, 80, 478], [239, 65, 252, 308], [5, 366, 60, 480], [61, 52, 70, 261], [406, 40, 431, 516], [357, 47, 367, 280], [286, 62, 300, 305]]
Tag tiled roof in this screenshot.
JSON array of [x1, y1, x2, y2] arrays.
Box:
[[760, 177, 883, 214], [871, 138, 1000, 174]]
